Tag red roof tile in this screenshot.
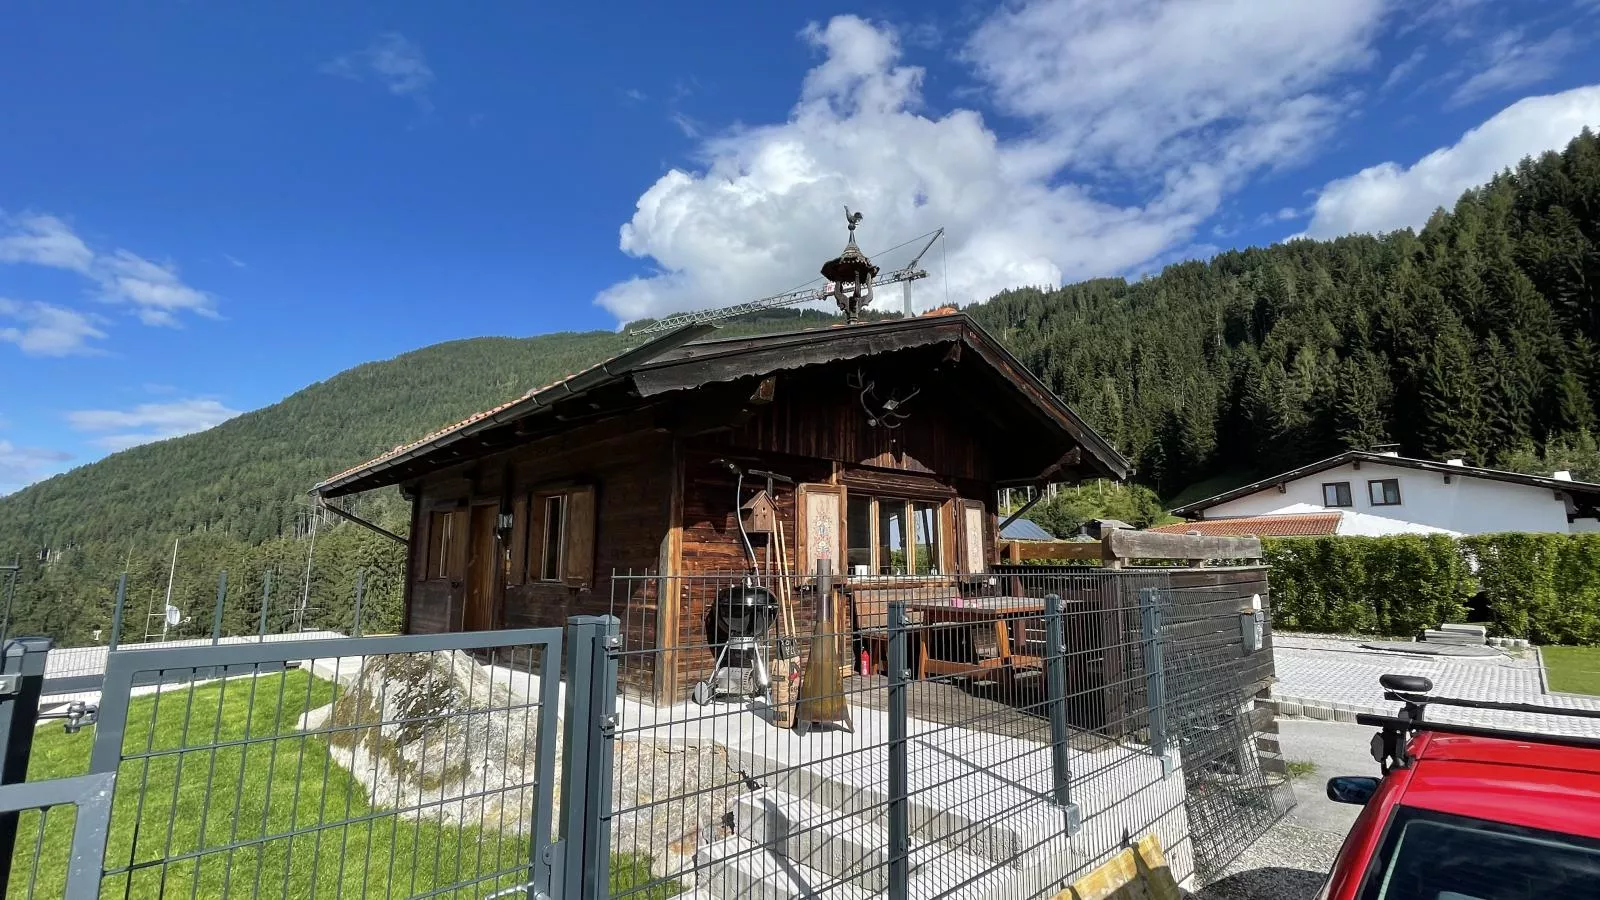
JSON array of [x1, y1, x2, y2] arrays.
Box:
[[1149, 513, 1342, 537]]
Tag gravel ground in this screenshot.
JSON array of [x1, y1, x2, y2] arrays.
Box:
[[1192, 719, 1372, 899]]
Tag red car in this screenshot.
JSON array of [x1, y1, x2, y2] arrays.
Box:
[[1319, 674, 1600, 899]]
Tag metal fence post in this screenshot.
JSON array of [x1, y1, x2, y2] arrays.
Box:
[[258, 570, 273, 639], [1044, 593, 1080, 833], [886, 601, 911, 900], [559, 614, 620, 900], [0, 636, 52, 886], [109, 573, 127, 651], [351, 569, 365, 637], [211, 570, 228, 644], [1139, 587, 1170, 768]]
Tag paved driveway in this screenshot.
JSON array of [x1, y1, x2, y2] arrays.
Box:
[[1271, 634, 1600, 737]]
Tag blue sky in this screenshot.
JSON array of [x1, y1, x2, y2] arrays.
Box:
[[3, 0, 1598, 493]]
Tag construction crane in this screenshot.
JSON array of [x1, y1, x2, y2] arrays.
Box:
[[628, 227, 945, 335]]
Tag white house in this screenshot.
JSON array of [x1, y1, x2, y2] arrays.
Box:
[[1160, 451, 1600, 538]]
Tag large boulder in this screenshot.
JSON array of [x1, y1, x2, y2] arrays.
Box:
[[320, 650, 550, 836], [309, 650, 736, 888]]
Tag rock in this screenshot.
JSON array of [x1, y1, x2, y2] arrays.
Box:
[[609, 738, 739, 888], [317, 649, 553, 837], [305, 652, 738, 891]]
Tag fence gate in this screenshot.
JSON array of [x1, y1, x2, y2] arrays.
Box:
[[3, 626, 566, 899], [1158, 586, 1291, 882]]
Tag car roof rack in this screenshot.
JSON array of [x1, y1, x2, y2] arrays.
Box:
[[1361, 673, 1600, 771]]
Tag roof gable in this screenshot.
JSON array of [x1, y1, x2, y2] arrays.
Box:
[[315, 314, 1130, 497], [1173, 451, 1600, 518]]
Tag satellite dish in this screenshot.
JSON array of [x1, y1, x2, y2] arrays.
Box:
[[165, 605, 182, 627]]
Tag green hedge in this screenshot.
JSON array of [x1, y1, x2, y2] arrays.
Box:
[[1264, 533, 1600, 644]]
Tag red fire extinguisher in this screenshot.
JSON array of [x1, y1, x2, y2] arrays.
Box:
[[859, 649, 871, 677]]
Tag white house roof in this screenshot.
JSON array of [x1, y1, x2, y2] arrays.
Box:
[[1173, 451, 1600, 519]]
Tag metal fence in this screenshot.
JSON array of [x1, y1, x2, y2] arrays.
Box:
[[0, 567, 1282, 898], [2, 627, 566, 899], [604, 568, 1284, 899]]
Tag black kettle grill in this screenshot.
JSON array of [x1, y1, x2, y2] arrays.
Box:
[[692, 583, 778, 706]]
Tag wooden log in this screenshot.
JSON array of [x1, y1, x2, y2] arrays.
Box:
[[1103, 530, 1263, 563]]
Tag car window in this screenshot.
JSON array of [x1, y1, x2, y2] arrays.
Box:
[[1360, 806, 1600, 900]]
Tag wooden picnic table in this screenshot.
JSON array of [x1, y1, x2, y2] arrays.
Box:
[[903, 595, 1046, 682]]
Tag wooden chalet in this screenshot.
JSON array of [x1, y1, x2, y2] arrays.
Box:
[[314, 313, 1133, 702]]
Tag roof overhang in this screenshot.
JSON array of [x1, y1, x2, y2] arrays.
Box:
[[1173, 451, 1600, 519], [314, 313, 1131, 498]]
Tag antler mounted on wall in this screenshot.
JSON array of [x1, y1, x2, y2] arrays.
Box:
[[847, 369, 920, 429]]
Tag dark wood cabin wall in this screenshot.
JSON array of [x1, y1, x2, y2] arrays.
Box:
[[403, 492, 422, 633], [1166, 566, 1274, 696], [403, 424, 674, 694], [674, 446, 831, 695], [717, 367, 994, 482]]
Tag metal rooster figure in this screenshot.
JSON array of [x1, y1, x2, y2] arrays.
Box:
[[820, 207, 881, 323]]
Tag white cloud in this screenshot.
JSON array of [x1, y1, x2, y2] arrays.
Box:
[[324, 33, 435, 108], [1450, 29, 1574, 107], [0, 214, 217, 327], [0, 299, 106, 356], [1381, 47, 1427, 92], [598, 6, 1394, 323], [0, 440, 72, 496], [966, 0, 1389, 176], [95, 249, 217, 325], [66, 398, 242, 451], [0, 214, 94, 271], [1304, 85, 1600, 238]]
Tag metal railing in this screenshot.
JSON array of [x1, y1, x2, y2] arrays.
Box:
[[3, 627, 565, 899], [0, 566, 1282, 897], [601, 567, 1273, 898]]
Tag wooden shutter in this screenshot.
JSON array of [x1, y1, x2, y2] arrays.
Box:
[[961, 500, 987, 574], [509, 495, 529, 585], [563, 485, 597, 588], [796, 483, 844, 580]]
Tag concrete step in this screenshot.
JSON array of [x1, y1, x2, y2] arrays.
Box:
[[733, 789, 893, 893], [732, 788, 1018, 898], [1439, 623, 1488, 638], [699, 829, 1024, 900], [1422, 629, 1483, 646], [697, 835, 874, 900], [725, 741, 1091, 871]]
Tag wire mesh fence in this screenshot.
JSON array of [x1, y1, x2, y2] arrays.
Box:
[[0, 563, 1282, 897], [4, 629, 563, 899], [603, 567, 1280, 898]]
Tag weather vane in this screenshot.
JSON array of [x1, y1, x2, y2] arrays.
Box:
[[820, 206, 880, 324]]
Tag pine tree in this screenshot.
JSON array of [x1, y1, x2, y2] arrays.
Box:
[[1417, 323, 1485, 461], [1332, 352, 1392, 451]]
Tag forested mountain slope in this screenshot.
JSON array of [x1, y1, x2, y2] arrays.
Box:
[[969, 128, 1600, 494], [2, 130, 1597, 642]]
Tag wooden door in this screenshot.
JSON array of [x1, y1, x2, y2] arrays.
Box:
[[464, 503, 500, 631]]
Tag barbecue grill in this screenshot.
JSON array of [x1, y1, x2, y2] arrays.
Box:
[[692, 583, 777, 705]]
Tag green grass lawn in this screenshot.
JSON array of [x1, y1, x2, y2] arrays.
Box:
[[1543, 646, 1600, 696], [10, 670, 678, 899]]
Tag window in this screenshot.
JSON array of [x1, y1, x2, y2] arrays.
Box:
[[844, 494, 943, 576], [1359, 806, 1600, 900], [1369, 478, 1401, 506], [539, 494, 566, 581], [1322, 482, 1353, 508], [426, 509, 461, 580], [522, 485, 596, 588], [910, 501, 939, 576], [846, 494, 873, 574]]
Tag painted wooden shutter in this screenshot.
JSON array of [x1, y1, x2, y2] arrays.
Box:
[[796, 483, 844, 580], [564, 485, 597, 588], [961, 500, 988, 574]]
